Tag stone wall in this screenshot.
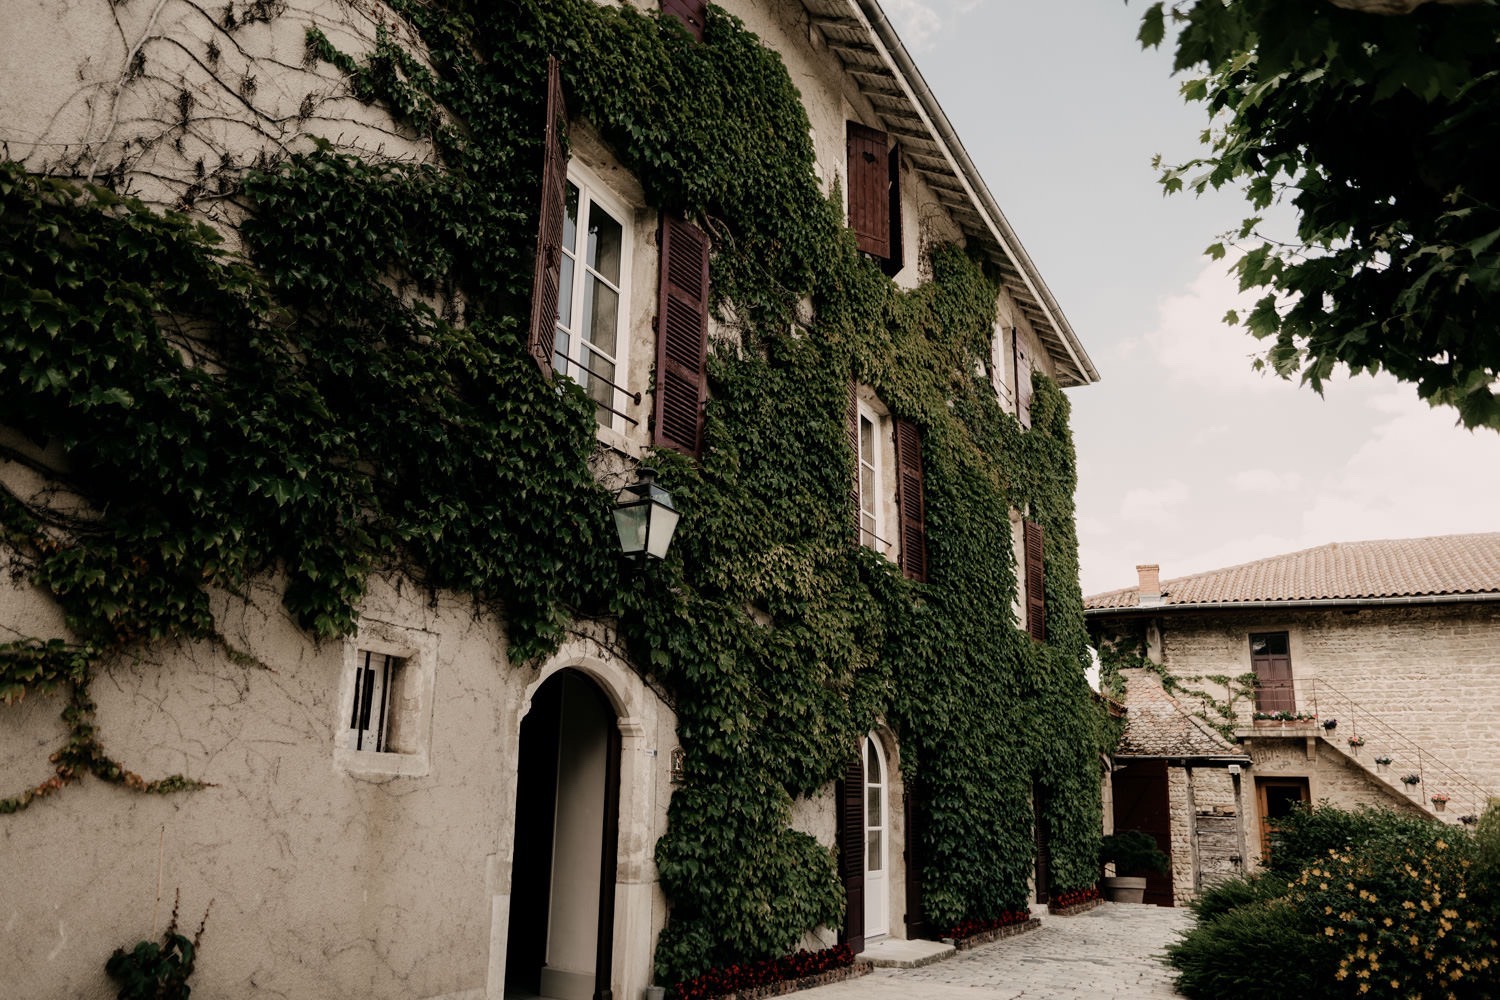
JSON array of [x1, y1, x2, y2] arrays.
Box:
[[1156, 603, 1500, 799]]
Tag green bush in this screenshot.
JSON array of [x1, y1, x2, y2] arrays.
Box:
[[1188, 871, 1288, 922], [1171, 805, 1500, 999], [1099, 830, 1169, 876], [1265, 802, 1442, 878], [1168, 898, 1324, 999]]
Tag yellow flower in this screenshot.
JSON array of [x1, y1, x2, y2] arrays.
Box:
[[1383, 917, 1393, 927], [1325, 927, 1336, 937]]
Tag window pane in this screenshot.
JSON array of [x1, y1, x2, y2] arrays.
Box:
[[587, 202, 623, 285], [866, 831, 882, 871], [553, 327, 571, 376], [585, 276, 619, 357], [866, 739, 880, 777], [867, 785, 881, 821], [586, 352, 615, 420], [860, 415, 874, 462], [563, 183, 579, 253], [556, 254, 575, 330], [1251, 633, 1289, 656]]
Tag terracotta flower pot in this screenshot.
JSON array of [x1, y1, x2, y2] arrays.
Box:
[[1432, 799, 1448, 813], [1102, 876, 1148, 904]]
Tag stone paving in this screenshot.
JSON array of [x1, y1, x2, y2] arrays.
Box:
[[798, 903, 1195, 1000]]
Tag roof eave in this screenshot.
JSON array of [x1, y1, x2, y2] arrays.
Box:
[[816, 0, 1100, 387], [1085, 591, 1500, 617]]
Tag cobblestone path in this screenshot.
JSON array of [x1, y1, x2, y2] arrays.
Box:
[[800, 903, 1195, 1000]]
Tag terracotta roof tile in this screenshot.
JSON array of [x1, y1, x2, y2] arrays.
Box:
[[1085, 532, 1500, 611], [1116, 668, 1244, 759]]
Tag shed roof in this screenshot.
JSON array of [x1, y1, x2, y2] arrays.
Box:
[[1117, 668, 1246, 760], [1086, 533, 1500, 613]]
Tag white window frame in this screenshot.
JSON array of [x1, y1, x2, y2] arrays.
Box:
[[554, 160, 634, 436], [857, 394, 897, 562], [334, 619, 438, 778], [991, 324, 1015, 409]]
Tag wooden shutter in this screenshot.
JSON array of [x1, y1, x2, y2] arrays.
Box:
[[655, 212, 710, 456], [1024, 518, 1045, 641], [527, 56, 568, 379], [894, 417, 927, 582], [837, 756, 866, 954], [1014, 334, 1033, 429], [902, 779, 930, 939], [879, 145, 904, 277], [846, 122, 890, 259], [660, 0, 707, 41], [847, 379, 860, 540]]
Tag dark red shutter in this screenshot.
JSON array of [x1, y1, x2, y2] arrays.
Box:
[[837, 756, 866, 954], [1014, 335, 1033, 429], [1024, 518, 1045, 641], [847, 379, 860, 540], [660, 0, 707, 41], [527, 56, 568, 379], [879, 145, 904, 277], [894, 417, 927, 582], [655, 212, 710, 456], [846, 122, 890, 259]]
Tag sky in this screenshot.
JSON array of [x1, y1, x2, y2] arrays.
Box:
[[881, 0, 1500, 597]]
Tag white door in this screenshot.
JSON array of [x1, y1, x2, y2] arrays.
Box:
[[864, 735, 889, 939]]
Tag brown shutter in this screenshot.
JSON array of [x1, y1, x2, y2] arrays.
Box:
[[837, 756, 866, 954], [847, 379, 860, 540], [846, 122, 890, 259], [660, 0, 707, 41], [655, 212, 710, 456], [527, 56, 568, 379], [879, 145, 904, 278], [1024, 518, 1045, 641], [894, 417, 927, 583], [1014, 334, 1033, 429]]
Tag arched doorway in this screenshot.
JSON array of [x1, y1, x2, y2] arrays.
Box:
[[505, 670, 620, 1000]]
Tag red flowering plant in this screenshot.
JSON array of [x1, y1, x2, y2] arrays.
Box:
[[942, 908, 1033, 942], [669, 943, 854, 1000], [1050, 886, 1100, 909]]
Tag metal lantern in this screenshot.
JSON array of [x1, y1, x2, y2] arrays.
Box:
[[612, 467, 679, 561]]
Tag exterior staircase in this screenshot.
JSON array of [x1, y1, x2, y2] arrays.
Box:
[[1243, 679, 1494, 826]]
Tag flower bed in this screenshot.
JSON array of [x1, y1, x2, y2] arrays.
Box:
[[1048, 885, 1102, 915], [942, 910, 1041, 950], [669, 944, 860, 1000]]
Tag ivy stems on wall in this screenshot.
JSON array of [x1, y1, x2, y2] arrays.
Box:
[[0, 0, 1114, 984]]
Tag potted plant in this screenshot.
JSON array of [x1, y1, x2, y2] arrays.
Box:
[[1430, 792, 1449, 813], [1346, 734, 1364, 753], [1400, 773, 1421, 793], [1323, 718, 1338, 732], [1374, 755, 1392, 773], [1099, 831, 1169, 904], [1459, 814, 1478, 826]]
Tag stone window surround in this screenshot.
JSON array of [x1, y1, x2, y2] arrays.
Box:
[[333, 617, 439, 778]]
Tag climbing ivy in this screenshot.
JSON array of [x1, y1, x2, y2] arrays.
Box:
[[0, 0, 1113, 985]]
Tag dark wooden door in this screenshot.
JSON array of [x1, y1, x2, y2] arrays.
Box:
[[1256, 777, 1310, 862], [1033, 781, 1051, 905], [902, 779, 930, 939], [1111, 758, 1174, 907]]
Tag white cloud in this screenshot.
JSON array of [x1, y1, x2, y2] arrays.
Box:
[[1118, 480, 1190, 525], [1139, 257, 1288, 394], [1230, 468, 1302, 494], [882, 0, 987, 51]]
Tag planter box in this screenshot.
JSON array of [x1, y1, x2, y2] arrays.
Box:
[[1048, 897, 1102, 917], [1102, 876, 1148, 904], [944, 918, 1042, 951]]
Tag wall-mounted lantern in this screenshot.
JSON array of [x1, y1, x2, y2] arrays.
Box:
[[612, 466, 679, 561]]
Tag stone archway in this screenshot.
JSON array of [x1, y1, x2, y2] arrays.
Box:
[[505, 669, 621, 1000]]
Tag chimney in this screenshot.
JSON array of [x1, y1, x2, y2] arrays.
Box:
[[1136, 564, 1163, 607]]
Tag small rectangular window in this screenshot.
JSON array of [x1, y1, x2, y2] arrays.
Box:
[[347, 650, 409, 753]]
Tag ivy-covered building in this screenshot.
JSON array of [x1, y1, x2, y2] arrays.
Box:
[[0, 2, 1106, 998]]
